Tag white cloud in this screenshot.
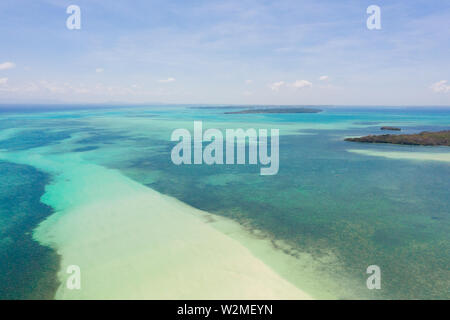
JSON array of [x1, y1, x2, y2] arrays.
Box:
[[39, 80, 68, 93], [95, 68, 104, 73], [292, 80, 312, 89], [158, 77, 175, 83], [270, 80, 312, 91], [245, 80, 253, 85], [269, 81, 285, 91], [274, 47, 292, 53], [0, 62, 15, 70], [430, 80, 450, 93], [0, 78, 8, 85], [319, 75, 329, 81]]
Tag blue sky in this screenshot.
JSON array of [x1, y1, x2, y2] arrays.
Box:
[[0, 0, 449, 105]]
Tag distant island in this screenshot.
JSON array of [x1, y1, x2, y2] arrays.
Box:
[[380, 126, 401, 131], [345, 130, 450, 146], [225, 107, 322, 114]]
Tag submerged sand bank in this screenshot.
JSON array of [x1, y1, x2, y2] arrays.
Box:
[[0, 149, 311, 299], [37, 188, 310, 299], [347, 149, 450, 162]]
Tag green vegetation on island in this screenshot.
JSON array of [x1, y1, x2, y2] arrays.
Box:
[[225, 107, 322, 114], [345, 130, 450, 146], [380, 126, 401, 131]]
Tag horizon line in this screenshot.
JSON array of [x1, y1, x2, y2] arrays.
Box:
[[1, 103, 450, 109]]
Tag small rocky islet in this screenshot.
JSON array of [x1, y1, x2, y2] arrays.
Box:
[[225, 107, 322, 114], [380, 126, 401, 131], [345, 130, 450, 146]]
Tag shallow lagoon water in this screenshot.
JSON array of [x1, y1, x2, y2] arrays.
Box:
[[0, 106, 449, 299]]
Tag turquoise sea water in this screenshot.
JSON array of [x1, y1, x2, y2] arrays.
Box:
[[0, 161, 59, 299], [0, 105, 449, 299]]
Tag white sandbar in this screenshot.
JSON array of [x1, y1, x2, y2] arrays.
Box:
[[24, 156, 311, 299], [347, 149, 450, 163]]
